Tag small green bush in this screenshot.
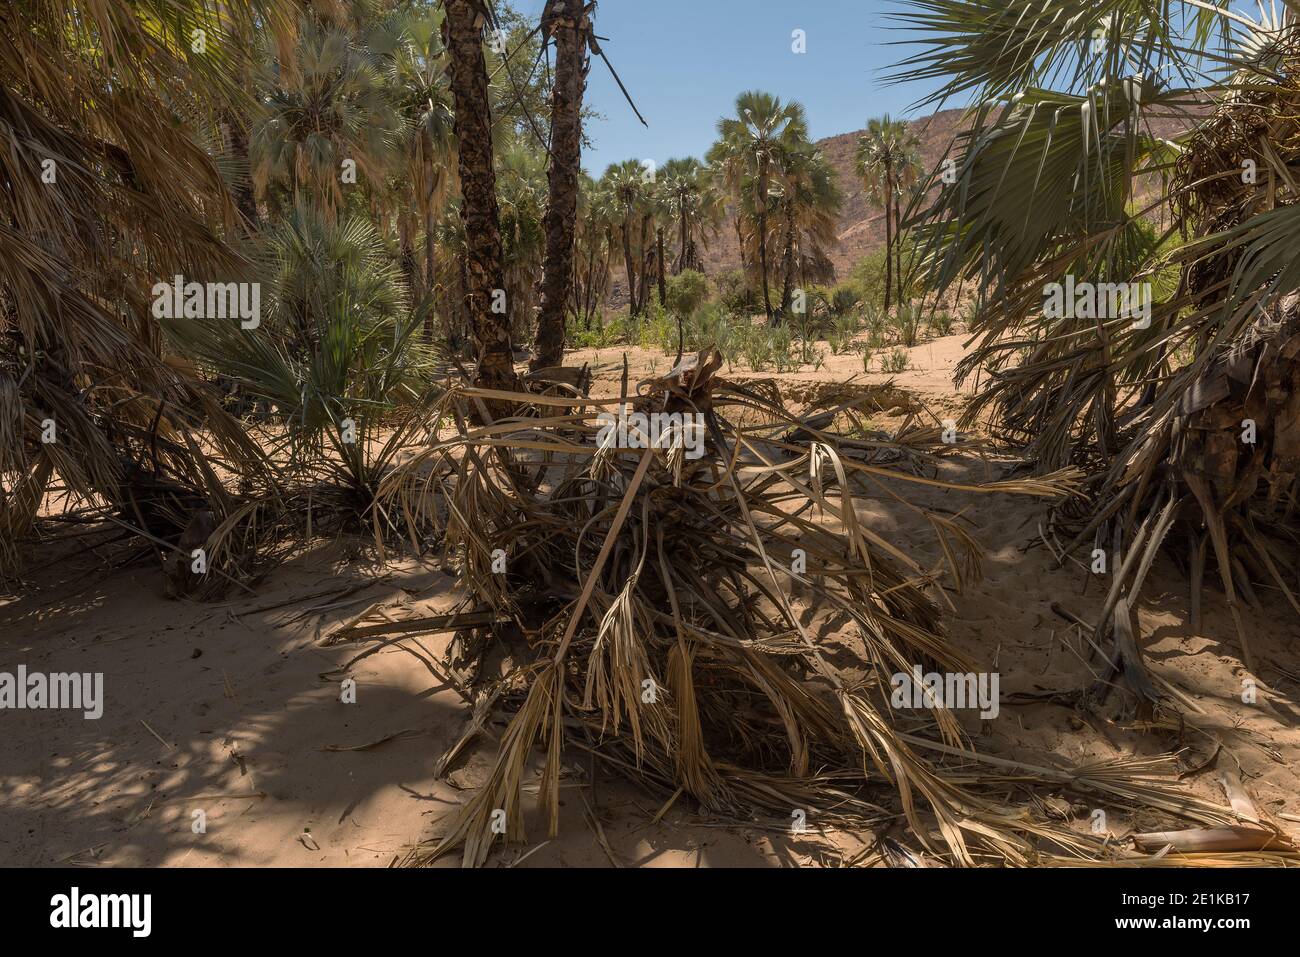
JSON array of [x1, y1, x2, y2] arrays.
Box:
[[716, 269, 759, 316], [879, 347, 910, 373], [666, 269, 709, 318], [893, 301, 925, 348]]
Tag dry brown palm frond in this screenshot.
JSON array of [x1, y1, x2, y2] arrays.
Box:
[[0, 1, 296, 577], [371, 351, 1234, 868]]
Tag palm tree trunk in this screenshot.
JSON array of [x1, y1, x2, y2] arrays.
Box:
[[532, 0, 588, 372], [423, 166, 441, 303], [622, 218, 638, 316], [882, 182, 894, 314], [656, 226, 667, 307], [637, 214, 651, 314], [758, 209, 774, 323], [677, 203, 688, 274], [222, 111, 259, 232], [893, 189, 905, 308], [779, 213, 796, 315], [443, 0, 518, 397], [735, 213, 746, 273]]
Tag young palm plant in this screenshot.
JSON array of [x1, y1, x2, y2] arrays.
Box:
[[163, 203, 434, 513]]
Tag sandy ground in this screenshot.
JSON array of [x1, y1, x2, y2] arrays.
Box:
[[3, 333, 1299, 867]]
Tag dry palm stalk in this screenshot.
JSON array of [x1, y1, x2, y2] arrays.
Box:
[[1132, 826, 1292, 854], [374, 352, 1236, 867]]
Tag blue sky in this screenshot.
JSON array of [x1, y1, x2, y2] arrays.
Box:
[[510, 0, 941, 174]]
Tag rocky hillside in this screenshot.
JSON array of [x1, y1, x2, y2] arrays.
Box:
[[695, 104, 1200, 283]]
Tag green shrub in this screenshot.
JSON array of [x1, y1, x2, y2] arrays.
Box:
[[829, 284, 862, 318], [666, 269, 709, 318], [893, 301, 925, 348], [716, 269, 759, 316], [683, 302, 734, 358], [569, 314, 628, 349], [738, 323, 772, 371], [638, 304, 676, 351], [827, 313, 860, 354], [771, 325, 795, 372], [929, 309, 956, 337], [848, 242, 923, 310], [880, 347, 910, 373]]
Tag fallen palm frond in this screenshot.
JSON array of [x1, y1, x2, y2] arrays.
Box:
[[370, 351, 1239, 867]]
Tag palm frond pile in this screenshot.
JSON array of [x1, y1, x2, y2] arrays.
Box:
[[366, 352, 1264, 866]]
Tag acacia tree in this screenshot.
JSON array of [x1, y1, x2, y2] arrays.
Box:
[[441, 0, 518, 393]]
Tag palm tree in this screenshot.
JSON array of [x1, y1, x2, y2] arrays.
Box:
[[711, 91, 809, 321], [250, 20, 401, 218], [899, 0, 1300, 661], [855, 114, 921, 312], [571, 173, 616, 328], [533, 0, 594, 371], [775, 145, 842, 315], [602, 159, 652, 316], [660, 157, 723, 275], [371, 6, 457, 333], [0, 0, 280, 570], [441, 0, 519, 395], [496, 135, 548, 342]]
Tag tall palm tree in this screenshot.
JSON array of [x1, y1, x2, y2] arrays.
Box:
[[571, 173, 614, 328], [602, 159, 652, 316], [441, 0, 518, 395], [711, 91, 809, 321], [496, 135, 548, 341], [533, 0, 594, 371], [371, 6, 457, 331], [855, 114, 921, 312], [775, 145, 842, 315], [660, 157, 723, 274]]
